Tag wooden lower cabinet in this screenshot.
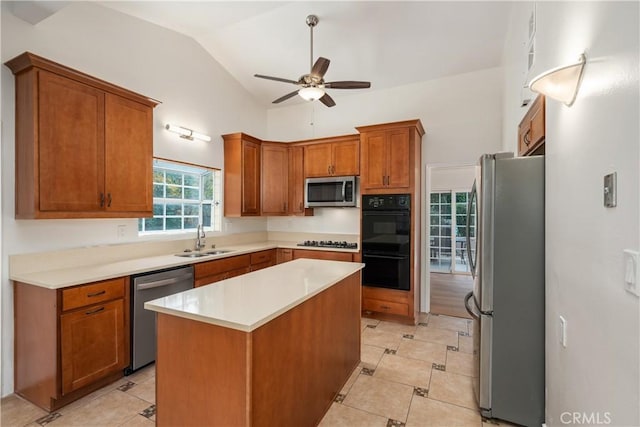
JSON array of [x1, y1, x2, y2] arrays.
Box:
[[60, 299, 126, 394], [293, 249, 354, 262], [362, 286, 414, 323], [277, 248, 294, 264], [14, 277, 129, 411], [194, 250, 277, 286], [250, 250, 276, 271]]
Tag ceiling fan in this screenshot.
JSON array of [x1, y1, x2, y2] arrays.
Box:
[[254, 14, 371, 107]]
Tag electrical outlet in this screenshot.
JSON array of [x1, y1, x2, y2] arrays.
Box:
[[559, 316, 567, 348], [117, 224, 127, 239]]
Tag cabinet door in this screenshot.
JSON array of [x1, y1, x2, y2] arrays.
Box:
[[38, 71, 105, 212], [288, 146, 306, 214], [386, 128, 410, 189], [304, 143, 333, 177], [60, 299, 126, 395], [332, 140, 360, 176], [359, 132, 387, 189], [104, 94, 153, 213], [261, 145, 288, 215], [277, 248, 294, 264], [242, 140, 261, 215]]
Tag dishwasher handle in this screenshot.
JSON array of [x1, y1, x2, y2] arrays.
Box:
[[136, 273, 193, 291]]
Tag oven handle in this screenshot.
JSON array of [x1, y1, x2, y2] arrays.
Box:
[[362, 211, 410, 216], [362, 253, 408, 260]]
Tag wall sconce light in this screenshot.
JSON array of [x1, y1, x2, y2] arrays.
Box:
[[165, 124, 212, 142], [528, 53, 586, 106], [298, 86, 325, 101]]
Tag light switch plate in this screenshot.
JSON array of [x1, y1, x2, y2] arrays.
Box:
[[624, 249, 640, 297], [604, 172, 617, 207]]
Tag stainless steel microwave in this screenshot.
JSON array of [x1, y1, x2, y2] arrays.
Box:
[[304, 176, 358, 207]]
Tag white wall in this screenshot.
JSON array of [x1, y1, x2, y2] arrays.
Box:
[[0, 2, 267, 396], [430, 165, 476, 192], [502, 2, 639, 425]]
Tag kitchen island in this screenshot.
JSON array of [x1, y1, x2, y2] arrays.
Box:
[[145, 258, 364, 427]]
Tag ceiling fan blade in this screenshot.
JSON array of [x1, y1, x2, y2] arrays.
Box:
[[255, 74, 299, 85], [325, 81, 371, 89], [319, 93, 336, 107], [310, 57, 330, 79], [272, 90, 300, 104]]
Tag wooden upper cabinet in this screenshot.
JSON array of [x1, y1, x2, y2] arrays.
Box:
[[288, 145, 313, 216], [357, 120, 424, 193], [38, 71, 105, 212], [104, 94, 153, 212], [5, 52, 159, 219], [303, 136, 359, 177], [223, 133, 261, 216], [261, 143, 288, 215], [518, 95, 545, 156]]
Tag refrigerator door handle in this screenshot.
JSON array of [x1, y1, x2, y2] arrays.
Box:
[[464, 291, 479, 320], [466, 180, 478, 278]]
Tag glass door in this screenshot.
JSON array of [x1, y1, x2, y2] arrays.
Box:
[[429, 191, 475, 274]]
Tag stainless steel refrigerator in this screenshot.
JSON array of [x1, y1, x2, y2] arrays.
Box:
[[463, 153, 545, 426]]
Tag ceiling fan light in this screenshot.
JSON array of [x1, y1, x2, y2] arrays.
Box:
[[299, 86, 325, 101]]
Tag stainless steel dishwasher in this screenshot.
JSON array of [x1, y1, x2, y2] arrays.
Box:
[[128, 265, 194, 373]]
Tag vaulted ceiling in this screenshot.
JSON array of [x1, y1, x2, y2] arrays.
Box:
[[13, 1, 514, 107]]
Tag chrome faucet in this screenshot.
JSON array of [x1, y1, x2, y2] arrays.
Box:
[[195, 224, 206, 251]]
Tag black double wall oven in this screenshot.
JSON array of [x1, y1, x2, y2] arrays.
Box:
[[361, 194, 411, 291]]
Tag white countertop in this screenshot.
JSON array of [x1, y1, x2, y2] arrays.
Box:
[[10, 241, 359, 289], [144, 258, 364, 332]]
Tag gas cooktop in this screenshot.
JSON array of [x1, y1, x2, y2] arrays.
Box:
[[297, 240, 358, 249]]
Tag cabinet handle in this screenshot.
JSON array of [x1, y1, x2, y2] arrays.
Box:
[[328, 165, 331, 175], [380, 305, 391, 310], [107, 193, 112, 207], [87, 290, 106, 298], [100, 193, 105, 207], [523, 129, 531, 145], [85, 306, 105, 315]]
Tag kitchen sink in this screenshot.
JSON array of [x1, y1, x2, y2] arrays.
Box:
[[203, 250, 233, 255], [174, 249, 233, 258]]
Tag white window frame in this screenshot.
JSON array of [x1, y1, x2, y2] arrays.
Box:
[[138, 159, 222, 235]]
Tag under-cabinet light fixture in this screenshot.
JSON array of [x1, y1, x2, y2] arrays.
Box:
[[165, 124, 212, 142], [298, 86, 325, 101], [528, 53, 586, 106]]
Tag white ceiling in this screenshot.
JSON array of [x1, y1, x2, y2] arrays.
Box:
[[25, 1, 514, 108]]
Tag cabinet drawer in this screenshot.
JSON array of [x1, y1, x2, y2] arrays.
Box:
[[250, 249, 276, 265], [194, 255, 250, 278], [195, 266, 251, 287], [363, 298, 409, 316], [251, 260, 276, 272], [62, 278, 125, 312], [293, 249, 353, 262]]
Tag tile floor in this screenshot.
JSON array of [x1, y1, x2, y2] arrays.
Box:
[[1, 314, 516, 427]]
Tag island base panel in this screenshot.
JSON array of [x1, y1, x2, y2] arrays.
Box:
[[155, 271, 361, 427], [156, 315, 250, 427]]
